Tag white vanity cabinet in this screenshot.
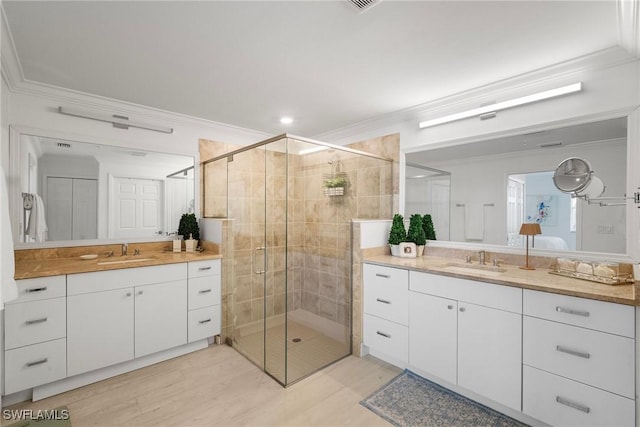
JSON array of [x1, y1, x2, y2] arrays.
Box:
[[409, 271, 522, 412], [4, 275, 67, 394], [66, 263, 188, 376], [362, 264, 409, 365], [522, 289, 636, 427], [187, 259, 221, 342]]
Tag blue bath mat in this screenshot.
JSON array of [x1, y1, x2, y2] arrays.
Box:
[[360, 370, 528, 427]]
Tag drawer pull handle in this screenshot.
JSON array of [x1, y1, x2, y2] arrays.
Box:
[[376, 331, 391, 339], [26, 358, 48, 367], [556, 306, 589, 317], [447, 305, 453, 310], [26, 287, 47, 293], [199, 266, 212, 271], [459, 307, 466, 312], [376, 298, 391, 304], [199, 318, 212, 324], [556, 396, 590, 414], [126, 292, 132, 297], [375, 273, 390, 278], [25, 317, 48, 325], [556, 345, 590, 359], [199, 289, 212, 294]]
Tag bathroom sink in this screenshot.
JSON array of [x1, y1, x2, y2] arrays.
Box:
[[441, 262, 507, 277], [97, 257, 156, 266]]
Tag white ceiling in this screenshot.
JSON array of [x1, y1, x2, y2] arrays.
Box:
[[3, 1, 620, 136]]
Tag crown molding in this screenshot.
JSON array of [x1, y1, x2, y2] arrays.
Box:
[[315, 46, 638, 143], [618, 0, 640, 58], [1, 4, 23, 92]]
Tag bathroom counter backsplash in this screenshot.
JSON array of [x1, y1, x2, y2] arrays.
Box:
[[14, 241, 222, 279], [363, 254, 639, 306]]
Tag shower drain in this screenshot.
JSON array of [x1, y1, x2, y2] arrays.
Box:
[[292, 338, 302, 343]]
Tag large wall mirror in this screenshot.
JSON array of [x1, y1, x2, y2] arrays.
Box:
[[405, 116, 627, 255], [12, 130, 195, 246]]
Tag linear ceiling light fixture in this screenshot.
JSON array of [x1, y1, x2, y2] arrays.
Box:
[[58, 106, 174, 134], [418, 82, 583, 129]]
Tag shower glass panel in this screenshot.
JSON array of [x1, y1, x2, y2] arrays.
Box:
[[203, 134, 393, 386]]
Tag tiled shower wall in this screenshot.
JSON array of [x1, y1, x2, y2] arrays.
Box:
[[199, 134, 399, 339]]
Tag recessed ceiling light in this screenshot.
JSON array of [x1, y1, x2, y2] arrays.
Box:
[[280, 117, 293, 125]]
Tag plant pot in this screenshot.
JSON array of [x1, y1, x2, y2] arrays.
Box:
[[416, 245, 425, 256], [389, 244, 401, 256], [185, 239, 198, 253], [324, 187, 344, 196]]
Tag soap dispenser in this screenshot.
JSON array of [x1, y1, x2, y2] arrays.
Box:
[[185, 233, 197, 253], [173, 234, 182, 253]]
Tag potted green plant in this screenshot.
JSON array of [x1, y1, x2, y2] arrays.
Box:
[[422, 214, 436, 241], [178, 213, 200, 252], [388, 214, 406, 256], [407, 214, 427, 256], [323, 176, 347, 196]]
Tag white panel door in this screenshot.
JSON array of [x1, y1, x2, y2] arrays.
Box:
[[72, 178, 98, 240], [67, 288, 134, 376], [112, 177, 163, 238], [409, 292, 457, 384], [46, 177, 72, 241], [458, 302, 522, 411], [134, 280, 187, 358]]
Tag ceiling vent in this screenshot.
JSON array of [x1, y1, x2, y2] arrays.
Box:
[[346, 0, 381, 13]]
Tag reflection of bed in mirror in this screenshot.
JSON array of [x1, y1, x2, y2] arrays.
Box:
[[405, 116, 628, 255], [13, 131, 195, 246]]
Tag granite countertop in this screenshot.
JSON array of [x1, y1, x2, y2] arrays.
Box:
[[15, 251, 223, 280], [364, 254, 639, 306]]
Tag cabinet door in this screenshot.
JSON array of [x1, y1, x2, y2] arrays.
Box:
[[458, 302, 522, 411], [135, 280, 187, 358], [67, 288, 134, 376], [409, 292, 457, 384]]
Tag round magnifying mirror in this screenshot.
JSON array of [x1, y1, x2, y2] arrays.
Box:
[[552, 157, 593, 193], [576, 175, 606, 199]]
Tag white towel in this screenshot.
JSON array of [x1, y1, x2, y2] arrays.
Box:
[[26, 194, 47, 243], [464, 203, 484, 241], [0, 166, 18, 307]]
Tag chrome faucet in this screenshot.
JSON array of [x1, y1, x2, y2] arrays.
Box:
[[478, 250, 486, 265], [122, 243, 128, 256]]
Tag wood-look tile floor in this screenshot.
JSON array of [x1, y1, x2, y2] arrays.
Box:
[[2, 345, 401, 427]]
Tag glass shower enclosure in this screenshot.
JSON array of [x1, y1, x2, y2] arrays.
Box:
[[202, 134, 392, 385]]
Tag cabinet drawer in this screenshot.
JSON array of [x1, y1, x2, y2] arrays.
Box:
[[188, 259, 221, 278], [188, 276, 221, 310], [410, 271, 522, 314], [523, 316, 635, 398], [5, 298, 66, 350], [363, 314, 408, 364], [523, 289, 634, 337], [68, 263, 187, 295], [523, 366, 634, 427], [5, 338, 67, 394], [363, 264, 408, 325], [188, 305, 221, 342], [9, 276, 66, 304]]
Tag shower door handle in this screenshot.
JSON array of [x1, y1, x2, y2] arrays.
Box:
[[253, 246, 266, 274]]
